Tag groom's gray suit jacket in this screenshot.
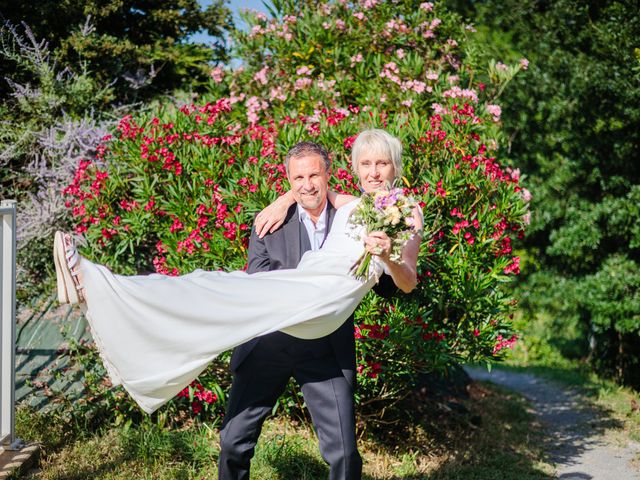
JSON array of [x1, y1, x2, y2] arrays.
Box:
[[230, 202, 395, 386]]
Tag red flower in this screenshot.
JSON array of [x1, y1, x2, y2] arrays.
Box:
[[170, 217, 184, 233]]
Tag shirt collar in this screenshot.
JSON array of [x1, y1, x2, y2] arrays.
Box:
[[297, 202, 328, 228]]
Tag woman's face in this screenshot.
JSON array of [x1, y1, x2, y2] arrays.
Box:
[[356, 153, 396, 193]]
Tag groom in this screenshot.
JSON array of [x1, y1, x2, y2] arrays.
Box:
[[218, 142, 393, 480]]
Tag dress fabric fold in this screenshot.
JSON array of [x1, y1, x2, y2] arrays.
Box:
[[80, 200, 380, 413]]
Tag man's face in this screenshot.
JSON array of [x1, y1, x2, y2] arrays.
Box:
[[287, 154, 330, 217]]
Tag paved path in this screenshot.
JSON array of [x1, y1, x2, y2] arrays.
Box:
[[465, 367, 640, 480]]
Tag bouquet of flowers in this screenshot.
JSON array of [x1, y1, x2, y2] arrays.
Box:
[[348, 188, 420, 280]]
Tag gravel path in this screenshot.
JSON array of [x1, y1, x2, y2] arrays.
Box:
[[465, 367, 640, 479]]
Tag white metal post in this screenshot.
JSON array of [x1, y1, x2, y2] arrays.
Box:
[[0, 200, 23, 451]]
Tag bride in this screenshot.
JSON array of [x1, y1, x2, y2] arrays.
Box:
[[53, 129, 423, 413]]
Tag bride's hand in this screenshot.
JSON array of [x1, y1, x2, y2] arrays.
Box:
[[255, 192, 294, 238], [363, 231, 393, 262]]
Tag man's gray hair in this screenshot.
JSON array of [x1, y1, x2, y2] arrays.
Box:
[[351, 129, 403, 180], [285, 141, 331, 175]]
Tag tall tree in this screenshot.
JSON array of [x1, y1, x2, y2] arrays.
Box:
[[0, 0, 234, 102], [446, 0, 640, 385]]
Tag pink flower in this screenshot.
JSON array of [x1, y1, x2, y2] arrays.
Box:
[[493, 334, 518, 355], [442, 86, 478, 103], [209, 66, 225, 83], [420, 2, 434, 11], [496, 61, 508, 71], [296, 65, 313, 76], [361, 0, 380, 8], [253, 11, 268, 22], [432, 102, 448, 115], [350, 53, 364, 67], [519, 58, 529, 70], [335, 19, 346, 30], [450, 207, 464, 218], [396, 48, 405, 59], [521, 188, 532, 202], [507, 167, 520, 181], [503, 256, 520, 275], [170, 217, 184, 233], [401, 99, 413, 107], [253, 66, 269, 85], [486, 104, 502, 122], [353, 12, 365, 20], [294, 77, 313, 90], [249, 24, 264, 37], [269, 86, 287, 101]]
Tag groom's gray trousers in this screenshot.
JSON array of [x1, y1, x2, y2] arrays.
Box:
[[218, 204, 363, 480], [218, 329, 361, 480], [217, 204, 395, 480]]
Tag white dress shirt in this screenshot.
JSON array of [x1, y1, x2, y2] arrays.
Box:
[[297, 203, 329, 251]]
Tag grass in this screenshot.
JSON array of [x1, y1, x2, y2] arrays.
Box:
[[15, 380, 555, 479]]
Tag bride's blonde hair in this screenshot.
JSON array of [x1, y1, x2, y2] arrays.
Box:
[[351, 129, 403, 180]]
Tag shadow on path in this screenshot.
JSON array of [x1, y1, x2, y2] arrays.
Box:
[[466, 366, 640, 480]]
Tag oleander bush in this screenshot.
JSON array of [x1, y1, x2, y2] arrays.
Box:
[[56, 0, 528, 425]]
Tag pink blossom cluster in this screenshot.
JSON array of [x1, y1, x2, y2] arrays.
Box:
[[350, 53, 363, 67], [493, 334, 518, 355], [249, 20, 293, 41], [486, 104, 502, 122], [294, 77, 313, 90], [210, 66, 225, 83], [442, 86, 479, 103], [360, 0, 381, 8], [269, 86, 287, 102], [253, 66, 269, 85], [503, 256, 520, 275], [401, 79, 430, 94], [384, 19, 410, 35], [245, 96, 269, 124], [379, 61, 401, 84]]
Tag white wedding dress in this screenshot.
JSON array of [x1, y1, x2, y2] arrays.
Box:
[[80, 199, 381, 413]]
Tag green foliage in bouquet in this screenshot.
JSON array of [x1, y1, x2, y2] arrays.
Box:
[[348, 188, 420, 280], [60, 0, 528, 424]]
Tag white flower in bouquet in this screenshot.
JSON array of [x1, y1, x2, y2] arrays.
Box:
[[348, 188, 420, 280]]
